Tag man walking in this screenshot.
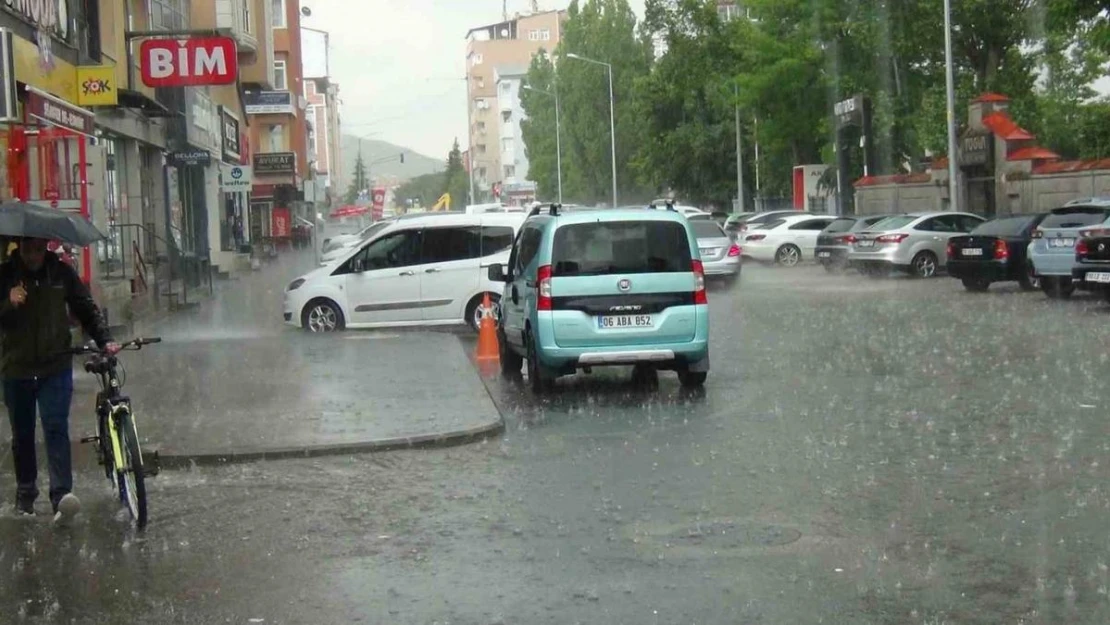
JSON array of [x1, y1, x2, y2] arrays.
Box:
[[0, 238, 118, 523]]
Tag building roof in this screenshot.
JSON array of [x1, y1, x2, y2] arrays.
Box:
[[981, 111, 1035, 141], [1033, 159, 1110, 175], [466, 10, 564, 38], [973, 93, 1011, 103], [1008, 146, 1060, 161]]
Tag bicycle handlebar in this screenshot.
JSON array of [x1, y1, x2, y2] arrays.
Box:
[[65, 337, 162, 355]]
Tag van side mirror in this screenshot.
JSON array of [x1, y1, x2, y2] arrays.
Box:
[[351, 258, 365, 273], [487, 263, 507, 282]]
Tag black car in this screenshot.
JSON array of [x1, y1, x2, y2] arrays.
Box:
[[946, 213, 1046, 292], [814, 214, 893, 272], [1073, 232, 1110, 302]]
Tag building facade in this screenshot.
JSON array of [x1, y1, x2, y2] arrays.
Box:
[[301, 25, 339, 210], [493, 66, 537, 206], [465, 9, 564, 202]]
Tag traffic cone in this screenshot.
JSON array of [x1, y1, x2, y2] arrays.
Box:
[[475, 293, 500, 372]]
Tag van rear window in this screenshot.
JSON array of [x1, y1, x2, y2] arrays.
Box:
[[552, 221, 692, 276]]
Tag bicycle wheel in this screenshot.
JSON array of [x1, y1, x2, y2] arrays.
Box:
[[113, 411, 148, 529]]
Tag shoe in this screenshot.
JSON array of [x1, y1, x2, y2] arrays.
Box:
[[14, 499, 34, 517], [53, 493, 80, 525]]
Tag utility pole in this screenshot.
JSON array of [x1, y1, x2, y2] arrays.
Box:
[[943, 0, 960, 211], [735, 83, 745, 212]]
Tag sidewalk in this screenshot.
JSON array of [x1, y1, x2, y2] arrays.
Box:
[[67, 250, 504, 466]]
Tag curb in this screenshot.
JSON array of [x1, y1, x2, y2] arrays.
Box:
[[155, 417, 505, 469]]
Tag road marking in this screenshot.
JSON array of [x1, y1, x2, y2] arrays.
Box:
[[345, 333, 402, 341]]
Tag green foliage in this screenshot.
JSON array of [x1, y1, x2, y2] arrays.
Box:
[[343, 153, 369, 205]]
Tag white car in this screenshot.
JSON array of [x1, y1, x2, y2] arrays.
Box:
[[285, 212, 525, 332], [319, 219, 395, 264], [740, 214, 837, 266]]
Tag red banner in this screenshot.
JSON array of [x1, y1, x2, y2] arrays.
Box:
[[371, 187, 385, 220], [271, 207, 291, 238]]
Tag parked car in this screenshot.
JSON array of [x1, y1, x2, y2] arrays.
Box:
[[848, 212, 986, 278], [488, 205, 710, 392], [284, 212, 524, 332], [1072, 229, 1110, 302], [735, 210, 811, 235], [1027, 198, 1110, 299], [723, 212, 757, 234], [946, 213, 1046, 291], [690, 219, 741, 284], [814, 214, 894, 272], [741, 214, 837, 266]]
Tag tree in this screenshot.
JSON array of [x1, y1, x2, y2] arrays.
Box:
[[520, 0, 653, 205], [344, 153, 369, 205], [443, 138, 470, 207], [393, 172, 445, 209]]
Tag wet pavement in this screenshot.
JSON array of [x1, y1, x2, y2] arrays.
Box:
[[3, 262, 1110, 624]]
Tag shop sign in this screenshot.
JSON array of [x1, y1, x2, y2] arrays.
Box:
[[244, 90, 294, 115], [75, 65, 116, 106], [219, 106, 240, 162], [139, 36, 238, 88], [168, 149, 212, 167], [960, 133, 993, 169], [26, 86, 93, 134], [220, 163, 252, 192], [3, 0, 66, 37], [254, 152, 295, 175], [271, 206, 291, 238]]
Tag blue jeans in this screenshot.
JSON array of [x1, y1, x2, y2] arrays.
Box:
[[4, 370, 74, 510]]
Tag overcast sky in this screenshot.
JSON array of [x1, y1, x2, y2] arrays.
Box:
[[301, 0, 645, 158]]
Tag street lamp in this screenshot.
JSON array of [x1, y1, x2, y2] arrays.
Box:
[[523, 84, 562, 204], [566, 53, 617, 207], [942, 0, 960, 211]]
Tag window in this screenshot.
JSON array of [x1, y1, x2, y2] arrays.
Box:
[[344, 230, 422, 273], [268, 125, 284, 152], [955, 215, 986, 232], [476, 121, 486, 131], [271, 0, 286, 27], [971, 216, 1038, 237], [150, 0, 187, 30], [918, 216, 957, 232], [242, 0, 252, 33], [513, 227, 543, 275], [552, 221, 693, 276], [501, 137, 513, 152], [80, 0, 102, 61], [503, 165, 515, 178], [422, 227, 481, 264], [477, 77, 485, 88], [790, 218, 834, 231], [541, 29, 551, 41], [1039, 207, 1110, 229], [528, 29, 539, 41], [474, 98, 489, 111], [692, 221, 727, 238], [824, 218, 857, 234], [481, 226, 515, 256], [470, 53, 483, 66], [502, 110, 512, 123], [274, 60, 287, 90], [477, 144, 487, 154], [500, 82, 512, 94], [477, 167, 487, 179]]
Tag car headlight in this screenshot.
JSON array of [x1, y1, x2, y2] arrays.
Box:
[[287, 278, 306, 291]]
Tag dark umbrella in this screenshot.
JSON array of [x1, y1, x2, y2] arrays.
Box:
[[0, 200, 106, 245]]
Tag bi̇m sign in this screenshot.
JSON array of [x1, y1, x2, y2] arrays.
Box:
[[139, 36, 238, 88]]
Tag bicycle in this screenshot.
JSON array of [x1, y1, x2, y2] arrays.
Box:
[[68, 337, 162, 529]]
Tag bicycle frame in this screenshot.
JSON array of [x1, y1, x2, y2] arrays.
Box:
[[91, 359, 136, 476]]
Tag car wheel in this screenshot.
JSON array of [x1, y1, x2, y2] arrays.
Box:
[[677, 370, 707, 388], [1018, 263, 1040, 291], [1041, 276, 1075, 299], [498, 328, 523, 379], [775, 244, 802, 267], [525, 330, 554, 394], [466, 292, 501, 333], [302, 299, 344, 332], [961, 278, 990, 292], [910, 252, 938, 278]]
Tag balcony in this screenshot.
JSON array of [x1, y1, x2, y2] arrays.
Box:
[[216, 0, 259, 61]]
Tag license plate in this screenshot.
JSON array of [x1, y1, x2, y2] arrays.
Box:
[[597, 314, 654, 329], [699, 248, 717, 256], [1049, 237, 1076, 248], [961, 248, 983, 256], [1086, 272, 1110, 283], [857, 240, 874, 248], [817, 251, 832, 258]]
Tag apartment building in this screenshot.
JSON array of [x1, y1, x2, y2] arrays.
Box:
[[301, 25, 340, 209], [465, 9, 565, 202]]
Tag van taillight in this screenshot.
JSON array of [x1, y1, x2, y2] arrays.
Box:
[[1077, 239, 1089, 259], [993, 239, 1009, 260], [692, 260, 707, 304], [537, 265, 553, 311]]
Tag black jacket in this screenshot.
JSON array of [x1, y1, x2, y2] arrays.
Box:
[[0, 252, 112, 378]]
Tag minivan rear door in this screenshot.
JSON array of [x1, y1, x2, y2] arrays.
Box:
[[548, 220, 698, 348]]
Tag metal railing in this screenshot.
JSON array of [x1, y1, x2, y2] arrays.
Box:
[[101, 223, 212, 309]]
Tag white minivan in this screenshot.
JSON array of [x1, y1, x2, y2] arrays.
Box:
[[284, 213, 525, 332]]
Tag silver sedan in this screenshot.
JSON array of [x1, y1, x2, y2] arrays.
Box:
[[691, 220, 741, 285]]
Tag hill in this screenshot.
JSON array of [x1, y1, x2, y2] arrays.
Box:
[[337, 136, 442, 189]]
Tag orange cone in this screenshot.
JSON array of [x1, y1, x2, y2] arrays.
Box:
[[475, 293, 500, 369]]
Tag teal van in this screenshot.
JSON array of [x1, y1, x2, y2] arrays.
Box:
[[487, 205, 711, 392]]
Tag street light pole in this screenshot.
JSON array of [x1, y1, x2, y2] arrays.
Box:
[[734, 83, 745, 212], [943, 0, 960, 211], [567, 53, 617, 207], [523, 84, 562, 204]]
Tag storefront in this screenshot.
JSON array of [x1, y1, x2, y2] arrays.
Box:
[[0, 3, 98, 282], [218, 105, 249, 253], [251, 151, 296, 249]]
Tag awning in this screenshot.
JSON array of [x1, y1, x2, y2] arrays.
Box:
[[117, 89, 174, 117]]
